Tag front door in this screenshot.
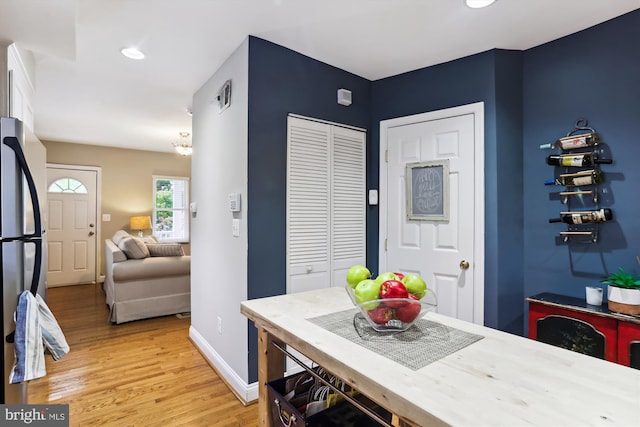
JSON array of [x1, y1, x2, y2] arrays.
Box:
[[46, 166, 98, 286], [379, 103, 485, 324]]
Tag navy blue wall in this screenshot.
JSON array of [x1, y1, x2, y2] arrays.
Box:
[[246, 36, 371, 382], [244, 8, 639, 383], [494, 51, 524, 333], [522, 11, 640, 318], [370, 50, 524, 334]]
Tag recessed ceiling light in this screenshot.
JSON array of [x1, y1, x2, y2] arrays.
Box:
[[465, 0, 496, 8], [121, 47, 145, 60]]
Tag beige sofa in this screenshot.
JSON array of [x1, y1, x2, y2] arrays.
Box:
[[103, 230, 190, 324]]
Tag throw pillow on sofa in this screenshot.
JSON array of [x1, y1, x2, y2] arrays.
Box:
[[112, 229, 131, 246], [139, 235, 158, 244], [118, 236, 150, 259], [146, 243, 184, 257], [112, 230, 157, 245]]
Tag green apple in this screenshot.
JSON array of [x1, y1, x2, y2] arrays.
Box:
[[402, 274, 427, 299], [374, 271, 398, 285], [354, 279, 380, 310], [346, 265, 371, 288]]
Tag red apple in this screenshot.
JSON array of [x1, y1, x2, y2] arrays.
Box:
[[367, 305, 394, 325], [379, 280, 409, 308], [395, 294, 421, 323], [393, 272, 405, 280]]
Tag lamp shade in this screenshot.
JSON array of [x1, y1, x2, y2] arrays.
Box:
[[129, 216, 151, 231]]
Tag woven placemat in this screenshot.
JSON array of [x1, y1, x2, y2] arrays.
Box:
[[307, 309, 483, 371]]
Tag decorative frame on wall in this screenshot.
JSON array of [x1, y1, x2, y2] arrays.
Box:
[[405, 159, 450, 221]]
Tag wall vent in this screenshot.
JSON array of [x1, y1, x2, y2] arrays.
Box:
[[217, 80, 232, 112]]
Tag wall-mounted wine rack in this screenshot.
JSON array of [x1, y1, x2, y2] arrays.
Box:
[[542, 119, 613, 243]]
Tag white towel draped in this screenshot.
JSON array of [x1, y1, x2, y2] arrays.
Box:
[[9, 290, 70, 384]]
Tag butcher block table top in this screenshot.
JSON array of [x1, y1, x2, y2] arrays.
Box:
[[241, 287, 640, 426]]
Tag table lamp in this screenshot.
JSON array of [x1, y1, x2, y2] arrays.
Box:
[[129, 215, 151, 237]]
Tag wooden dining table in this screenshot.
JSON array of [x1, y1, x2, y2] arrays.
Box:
[[240, 287, 640, 426]]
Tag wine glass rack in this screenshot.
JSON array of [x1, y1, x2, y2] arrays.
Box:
[[544, 119, 612, 244]]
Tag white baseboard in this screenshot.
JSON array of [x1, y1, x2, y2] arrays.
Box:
[[189, 326, 258, 403]]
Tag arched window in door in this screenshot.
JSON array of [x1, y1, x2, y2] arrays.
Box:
[[48, 177, 88, 194]]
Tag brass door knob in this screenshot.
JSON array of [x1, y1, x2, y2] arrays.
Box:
[[459, 260, 470, 270]]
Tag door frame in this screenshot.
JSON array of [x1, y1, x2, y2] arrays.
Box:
[[378, 102, 485, 325], [46, 163, 103, 285]]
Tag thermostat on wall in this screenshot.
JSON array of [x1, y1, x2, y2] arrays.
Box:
[[228, 193, 241, 212]]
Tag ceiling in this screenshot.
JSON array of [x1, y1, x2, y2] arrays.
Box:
[[1, 0, 639, 153]]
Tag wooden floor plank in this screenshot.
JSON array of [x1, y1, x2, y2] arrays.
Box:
[[28, 284, 258, 426]]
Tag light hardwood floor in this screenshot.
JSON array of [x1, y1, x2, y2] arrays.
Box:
[[28, 284, 258, 427]]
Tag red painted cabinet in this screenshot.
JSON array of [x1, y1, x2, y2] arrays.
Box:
[[617, 321, 640, 369], [527, 293, 640, 370]]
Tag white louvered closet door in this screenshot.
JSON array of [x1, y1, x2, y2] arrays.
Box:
[[287, 116, 366, 294], [287, 118, 331, 293], [330, 125, 366, 287]]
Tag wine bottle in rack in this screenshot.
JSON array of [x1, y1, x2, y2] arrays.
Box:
[[540, 133, 600, 150], [546, 153, 612, 167], [548, 208, 613, 224], [544, 170, 604, 186]]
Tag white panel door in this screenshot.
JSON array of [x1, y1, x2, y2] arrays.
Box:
[[381, 104, 484, 324], [46, 167, 98, 286]]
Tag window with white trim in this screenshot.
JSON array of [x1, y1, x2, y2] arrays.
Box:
[[48, 178, 88, 193], [153, 176, 189, 242]]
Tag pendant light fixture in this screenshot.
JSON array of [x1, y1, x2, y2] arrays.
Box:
[[173, 131, 192, 156]]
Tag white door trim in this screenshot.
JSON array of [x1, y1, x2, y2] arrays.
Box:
[[46, 163, 103, 284], [379, 102, 485, 325], [288, 113, 367, 133]]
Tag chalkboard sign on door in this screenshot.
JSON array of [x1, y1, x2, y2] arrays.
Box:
[[405, 159, 450, 221]]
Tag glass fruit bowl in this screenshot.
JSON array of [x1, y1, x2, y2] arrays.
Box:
[[345, 286, 437, 333]]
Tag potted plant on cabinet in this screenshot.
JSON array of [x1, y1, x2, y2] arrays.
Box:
[[601, 267, 640, 315]]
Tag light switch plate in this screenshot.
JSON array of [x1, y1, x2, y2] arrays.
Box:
[[368, 189, 378, 205], [232, 219, 240, 237]]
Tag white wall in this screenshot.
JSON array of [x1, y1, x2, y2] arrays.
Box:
[[189, 39, 252, 399]]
